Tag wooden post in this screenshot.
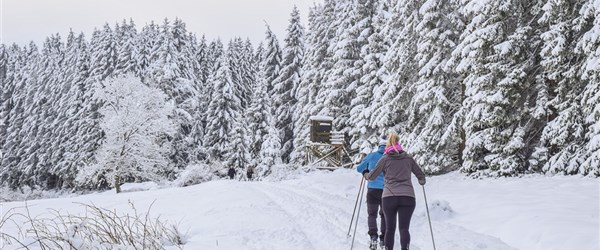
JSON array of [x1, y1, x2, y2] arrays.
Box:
[[115, 176, 121, 193]]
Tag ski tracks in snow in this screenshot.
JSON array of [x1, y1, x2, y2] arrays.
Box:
[[248, 179, 519, 250], [248, 181, 361, 250]]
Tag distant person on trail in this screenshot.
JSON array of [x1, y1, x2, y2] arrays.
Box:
[[364, 131, 426, 250], [246, 166, 254, 181], [356, 135, 387, 249], [228, 167, 236, 180]]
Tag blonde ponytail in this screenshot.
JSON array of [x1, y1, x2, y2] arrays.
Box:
[[387, 131, 399, 147]]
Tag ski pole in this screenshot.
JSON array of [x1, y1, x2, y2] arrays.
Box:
[[350, 176, 366, 250], [347, 176, 365, 237], [422, 185, 437, 250]]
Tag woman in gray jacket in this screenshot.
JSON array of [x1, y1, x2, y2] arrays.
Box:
[[364, 132, 426, 250]]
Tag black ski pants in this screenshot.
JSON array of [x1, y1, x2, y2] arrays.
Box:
[[382, 196, 415, 250], [366, 188, 386, 240]]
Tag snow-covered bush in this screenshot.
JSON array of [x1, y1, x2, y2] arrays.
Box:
[[261, 164, 305, 181], [423, 200, 455, 221], [174, 164, 217, 187], [0, 185, 74, 202]]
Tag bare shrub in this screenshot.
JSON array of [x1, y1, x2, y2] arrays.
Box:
[[0, 200, 186, 249]]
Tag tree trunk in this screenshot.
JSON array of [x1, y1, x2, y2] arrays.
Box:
[[115, 176, 121, 193]]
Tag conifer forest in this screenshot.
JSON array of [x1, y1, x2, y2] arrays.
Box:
[[1, 0, 599, 192]]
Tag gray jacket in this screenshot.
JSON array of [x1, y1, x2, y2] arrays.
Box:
[[365, 150, 426, 198]]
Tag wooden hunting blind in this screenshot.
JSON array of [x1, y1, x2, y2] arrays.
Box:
[[310, 116, 333, 143], [306, 116, 356, 169]]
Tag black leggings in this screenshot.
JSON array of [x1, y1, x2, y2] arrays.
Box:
[[366, 188, 385, 239], [382, 196, 415, 250]]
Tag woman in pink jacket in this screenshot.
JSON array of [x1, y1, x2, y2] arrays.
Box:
[[364, 132, 426, 250]]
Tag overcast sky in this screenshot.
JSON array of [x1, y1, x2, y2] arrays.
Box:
[[1, 0, 321, 46]]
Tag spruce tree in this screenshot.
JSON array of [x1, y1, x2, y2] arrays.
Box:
[[348, 0, 387, 152], [291, 1, 336, 163], [274, 6, 305, 163], [406, 0, 464, 174], [114, 19, 139, 77], [530, 0, 589, 175], [89, 24, 117, 81], [146, 19, 198, 172], [203, 53, 243, 163], [370, 0, 422, 131], [263, 25, 282, 98], [319, 0, 358, 130], [576, 0, 600, 176], [0, 44, 30, 189]]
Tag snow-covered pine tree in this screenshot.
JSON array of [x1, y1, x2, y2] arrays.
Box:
[[406, 0, 464, 174], [88, 24, 117, 81], [274, 6, 305, 163], [246, 67, 270, 162], [0, 44, 31, 189], [203, 53, 244, 164], [348, 0, 388, 153], [453, 0, 542, 176], [136, 21, 159, 79], [0, 44, 18, 153], [194, 35, 210, 85], [227, 37, 252, 109], [0, 44, 7, 147], [247, 43, 281, 172], [530, 0, 588, 175], [291, 1, 336, 164], [219, 38, 253, 171], [146, 19, 198, 172], [42, 31, 80, 189], [77, 74, 176, 189], [195, 39, 225, 160], [369, 0, 422, 133], [227, 117, 252, 174], [242, 39, 258, 105], [52, 32, 95, 189], [575, 0, 600, 176], [257, 116, 283, 179], [70, 32, 106, 190], [0, 44, 6, 89], [172, 18, 197, 81], [146, 19, 182, 95], [207, 39, 225, 72], [200, 39, 225, 109], [114, 19, 139, 77], [18, 34, 66, 189], [319, 0, 358, 131], [188, 35, 210, 163], [263, 24, 282, 99]]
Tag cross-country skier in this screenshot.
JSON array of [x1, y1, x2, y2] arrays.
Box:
[[364, 131, 426, 250], [356, 135, 387, 249]]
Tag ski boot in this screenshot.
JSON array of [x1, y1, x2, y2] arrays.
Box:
[[369, 235, 378, 250]]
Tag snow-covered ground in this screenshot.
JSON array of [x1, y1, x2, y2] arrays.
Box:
[[1, 169, 598, 250]]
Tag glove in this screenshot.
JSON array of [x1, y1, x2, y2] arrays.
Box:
[[418, 178, 426, 185], [362, 169, 369, 174]]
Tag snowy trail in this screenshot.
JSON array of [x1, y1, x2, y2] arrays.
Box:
[[2, 169, 595, 250], [237, 177, 518, 250], [248, 182, 351, 249], [0, 175, 518, 250]]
